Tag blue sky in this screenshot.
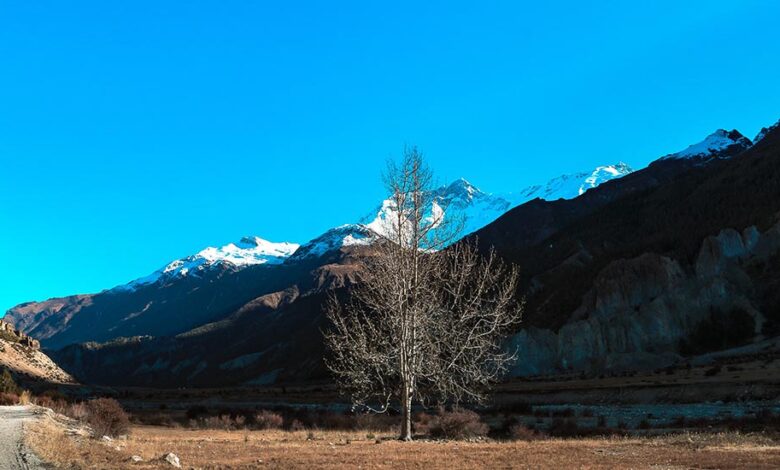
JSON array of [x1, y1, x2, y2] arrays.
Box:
[[1, 1, 780, 313]]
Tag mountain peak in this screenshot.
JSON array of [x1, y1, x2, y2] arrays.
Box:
[[114, 236, 300, 292], [290, 224, 375, 260], [754, 118, 780, 144], [507, 163, 633, 203], [661, 129, 752, 160], [439, 178, 484, 202]]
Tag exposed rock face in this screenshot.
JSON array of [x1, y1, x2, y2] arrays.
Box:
[[508, 222, 778, 376], [0, 320, 41, 350]]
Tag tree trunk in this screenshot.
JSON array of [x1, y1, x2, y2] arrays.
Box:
[[400, 383, 413, 441]]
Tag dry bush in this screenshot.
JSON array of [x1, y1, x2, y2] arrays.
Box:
[[202, 415, 231, 430], [18, 390, 32, 405], [413, 412, 435, 435], [201, 414, 247, 430], [26, 420, 125, 469], [509, 424, 541, 441], [287, 419, 306, 431], [0, 392, 19, 406], [234, 415, 247, 428], [85, 398, 130, 438], [67, 402, 89, 421], [254, 410, 284, 429], [426, 408, 489, 440]]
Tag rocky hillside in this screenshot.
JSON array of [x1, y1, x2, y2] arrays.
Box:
[[470, 125, 780, 375], [0, 321, 74, 385]]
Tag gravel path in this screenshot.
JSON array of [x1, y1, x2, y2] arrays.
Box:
[[0, 406, 43, 470]]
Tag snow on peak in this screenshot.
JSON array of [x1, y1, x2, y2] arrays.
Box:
[[192, 237, 299, 267], [507, 162, 633, 203], [754, 119, 780, 144], [661, 129, 751, 160], [580, 162, 633, 195], [358, 163, 633, 244], [361, 178, 509, 241], [113, 237, 299, 291], [441, 178, 480, 200], [290, 224, 376, 260]]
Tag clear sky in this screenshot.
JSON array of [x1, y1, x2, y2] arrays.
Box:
[[2, 1, 780, 313]]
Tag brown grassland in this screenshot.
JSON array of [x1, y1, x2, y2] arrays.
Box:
[[26, 418, 780, 469]]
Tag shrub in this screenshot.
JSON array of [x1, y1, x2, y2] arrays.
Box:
[[202, 415, 237, 430], [234, 415, 247, 428], [427, 408, 489, 440], [509, 424, 540, 441], [287, 419, 305, 431], [0, 369, 19, 394], [67, 402, 90, 421], [0, 392, 19, 406], [413, 412, 435, 435], [18, 390, 32, 405], [254, 410, 284, 430], [85, 398, 130, 438]]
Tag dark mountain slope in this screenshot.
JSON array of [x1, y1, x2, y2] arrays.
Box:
[[471, 126, 780, 331], [50, 252, 366, 387], [465, 124, 780, 375], [5, 261, 319, 350]]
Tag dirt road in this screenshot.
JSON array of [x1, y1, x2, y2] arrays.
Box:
[[0, 406, 43, 470]]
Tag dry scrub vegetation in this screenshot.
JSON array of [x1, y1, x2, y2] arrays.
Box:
[[25, 416, 780, 469]]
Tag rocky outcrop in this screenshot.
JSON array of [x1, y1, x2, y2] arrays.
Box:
[[0, 320, 41, 350], [508, 222, 778, 376]]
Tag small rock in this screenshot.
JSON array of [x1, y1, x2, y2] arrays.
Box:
[[164, 453, 181, 468], [102, 435, 113, 442], [131, 455, 143, 463]]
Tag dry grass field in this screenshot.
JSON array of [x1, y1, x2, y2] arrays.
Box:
[[26, 418, 780, 469]]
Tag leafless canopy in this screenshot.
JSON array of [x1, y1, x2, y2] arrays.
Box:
[[324, 146, 523, 440]]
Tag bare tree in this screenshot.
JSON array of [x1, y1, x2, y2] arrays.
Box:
[[324, 146, 523, 441]]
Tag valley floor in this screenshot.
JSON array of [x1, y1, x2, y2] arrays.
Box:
[[25, 420, 780, 469]]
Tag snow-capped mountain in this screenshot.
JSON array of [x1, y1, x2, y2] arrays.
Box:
[[361, 178, 513, 243], [288, 224, 375, 260], [660, 129, 752, 160], [356, 163, 634, 243], [507, 163, 633, 203], [115, 236, 299, 291]]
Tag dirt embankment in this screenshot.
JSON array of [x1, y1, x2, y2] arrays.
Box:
[[0, 339, 75, 385]]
